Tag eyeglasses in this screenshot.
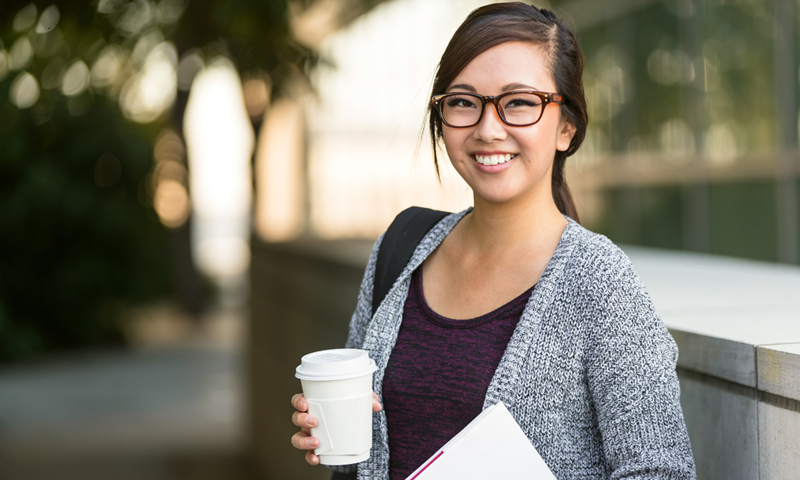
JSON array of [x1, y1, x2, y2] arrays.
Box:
[[430, 90, 563, 128]]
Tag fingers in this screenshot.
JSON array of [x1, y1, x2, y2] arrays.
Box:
[[305, 450, 320, 465], [292, 410, 318, 428], [291, 392, 320, 465], [291, 393, 307, 412], [291, 428, 320, 451], [372, 392, 383, 412]]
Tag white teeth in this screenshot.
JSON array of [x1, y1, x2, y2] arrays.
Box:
[[475, 154, 514, 165]]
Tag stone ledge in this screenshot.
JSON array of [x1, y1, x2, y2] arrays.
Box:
[[625, 246, 800, 403], [757, 344, 800, 402]]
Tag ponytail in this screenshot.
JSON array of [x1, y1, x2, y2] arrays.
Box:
[[551, 151, 579, 222]]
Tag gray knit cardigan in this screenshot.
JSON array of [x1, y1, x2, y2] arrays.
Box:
[[335, 208, 696, 480]]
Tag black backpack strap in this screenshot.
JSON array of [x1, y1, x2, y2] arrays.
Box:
[[372, 206, 450, 316]]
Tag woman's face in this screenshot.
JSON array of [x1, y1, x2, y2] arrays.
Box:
[[441, 41, 576, 207]]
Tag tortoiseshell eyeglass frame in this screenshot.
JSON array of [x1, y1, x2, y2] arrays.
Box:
[[430, 90, 563, 128]]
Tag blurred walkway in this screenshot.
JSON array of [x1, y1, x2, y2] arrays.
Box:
[[0, 308, 253, 480]]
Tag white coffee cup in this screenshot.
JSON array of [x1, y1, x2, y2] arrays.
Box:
[[295, 348, 377, 465]]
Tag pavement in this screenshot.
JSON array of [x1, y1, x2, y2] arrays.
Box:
[[0, 307, 253, 480]]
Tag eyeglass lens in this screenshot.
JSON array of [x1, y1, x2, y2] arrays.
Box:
[[441, 93, 544, 127]]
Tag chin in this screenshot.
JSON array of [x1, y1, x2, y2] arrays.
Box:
[[473, 189, 520, 205]]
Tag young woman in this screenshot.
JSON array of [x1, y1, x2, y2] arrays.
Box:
[[291, 3, 696, 479]]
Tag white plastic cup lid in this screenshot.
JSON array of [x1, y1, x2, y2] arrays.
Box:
[[295, 348, 377, 381]]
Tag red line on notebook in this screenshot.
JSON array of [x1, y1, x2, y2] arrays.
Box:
[[409, 451, 444, 480]]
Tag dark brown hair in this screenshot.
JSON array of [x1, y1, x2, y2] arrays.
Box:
[[428, 2, 587, 222]]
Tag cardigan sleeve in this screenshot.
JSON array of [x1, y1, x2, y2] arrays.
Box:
[[328, 234, 383, 477], [585, 261, 696, 480], [344, 233, 383, 349]]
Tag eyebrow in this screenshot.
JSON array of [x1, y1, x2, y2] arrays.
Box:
[[502, 83, 536, 91], [446, 82, 539, 93], [447, 84, 476, 93]]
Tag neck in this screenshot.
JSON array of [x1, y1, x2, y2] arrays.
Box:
[[462, 189, 568, 256]]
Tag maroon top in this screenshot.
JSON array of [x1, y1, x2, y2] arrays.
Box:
[[382, 267, 534, 479]]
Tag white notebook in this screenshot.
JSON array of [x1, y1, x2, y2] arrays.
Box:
[[404, 402, 557, 480]]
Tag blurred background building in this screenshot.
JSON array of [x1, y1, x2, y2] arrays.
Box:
[[0, 0, 798, 479]]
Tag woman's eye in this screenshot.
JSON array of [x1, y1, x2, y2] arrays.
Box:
[[507, 99, 539, 108], [446, 97, 477, 108]]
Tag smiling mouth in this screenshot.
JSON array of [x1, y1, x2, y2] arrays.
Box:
[[473, 153, 517, 166]]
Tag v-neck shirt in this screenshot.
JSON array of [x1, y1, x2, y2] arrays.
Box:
[[382, 266, 535, 479]]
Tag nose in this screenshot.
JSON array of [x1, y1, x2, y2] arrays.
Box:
[[474, 103, 507, 143]]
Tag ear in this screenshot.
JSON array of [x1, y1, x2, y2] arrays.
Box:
[[556, 117, 577, 152]]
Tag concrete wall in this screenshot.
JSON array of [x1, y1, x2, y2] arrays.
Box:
[[249, 240, 800, 480], [248, 239, 373, 480]]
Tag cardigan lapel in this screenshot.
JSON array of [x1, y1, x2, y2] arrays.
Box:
[[360, 208, 470, 377], [483, 218, 582, 410]]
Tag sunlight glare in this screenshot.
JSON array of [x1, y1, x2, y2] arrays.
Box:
[[184, 58, 254, 278], [255, 99, 304, 242], [119, 42, 177, 123], [10, 71, 39, 108]]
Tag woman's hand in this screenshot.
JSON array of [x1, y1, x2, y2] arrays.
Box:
[[290, 392, 383, 465]]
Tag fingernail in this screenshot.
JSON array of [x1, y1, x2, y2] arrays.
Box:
[[307, 416, 317, 426], [307, 438, 318, 448]]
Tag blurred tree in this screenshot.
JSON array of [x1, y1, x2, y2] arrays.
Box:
[[0, 3, 172, 361], [0, 84, 170, 360], [0, 0, 386, 361]]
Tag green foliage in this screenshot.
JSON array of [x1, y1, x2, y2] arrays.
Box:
[[0, 81, 172, 361], [173, 0, 318, 97], [709, 181, 780, 261], [596, 181, 795, 263], [577, 0, 776, 154]]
